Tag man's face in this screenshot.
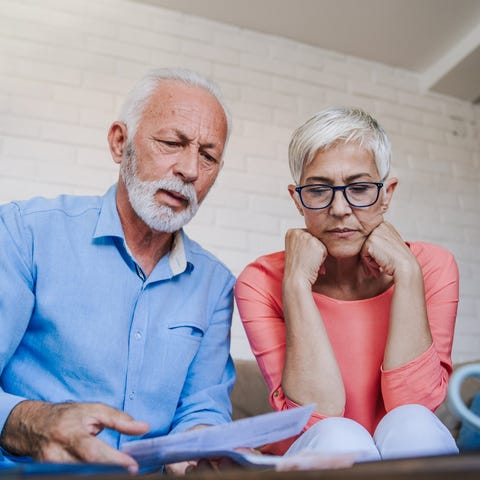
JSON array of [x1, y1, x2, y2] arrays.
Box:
[[120, 81, 228, 232]]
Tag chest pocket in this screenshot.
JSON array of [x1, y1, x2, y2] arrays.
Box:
[[167, 318, 206, 340]]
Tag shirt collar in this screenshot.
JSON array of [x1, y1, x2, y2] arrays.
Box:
[[92, 184, 124, 240], [93, 184, 192, 277], [169, 230, 189, 275]]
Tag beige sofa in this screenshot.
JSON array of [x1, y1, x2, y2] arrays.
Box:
[[230, 358, 480, 441]]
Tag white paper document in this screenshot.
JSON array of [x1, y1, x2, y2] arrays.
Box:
[[122, 404, 315, 469]]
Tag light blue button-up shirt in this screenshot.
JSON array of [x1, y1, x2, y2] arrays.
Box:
[[0, 184, 235, 461]]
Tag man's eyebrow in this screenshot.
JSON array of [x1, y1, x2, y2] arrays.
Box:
[[172, 130, 218, 149], [172, 130, 190, 144], [304, 173, 374, 184], [200, 142, 218, 150]]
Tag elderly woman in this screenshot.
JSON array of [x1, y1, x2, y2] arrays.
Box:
[[235, 107, 459, 461]]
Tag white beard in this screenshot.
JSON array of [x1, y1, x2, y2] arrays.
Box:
[[120, 144, 199, 233]]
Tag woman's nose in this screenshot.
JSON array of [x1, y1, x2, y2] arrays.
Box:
[[328, 189, 352, 216]]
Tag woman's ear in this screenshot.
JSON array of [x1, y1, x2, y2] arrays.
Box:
[[108, 122, 128, 165], [380, 177, 398, 212], [288, 184, 305, 217]]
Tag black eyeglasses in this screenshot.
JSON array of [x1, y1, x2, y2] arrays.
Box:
[[295, 182, 384, 210]]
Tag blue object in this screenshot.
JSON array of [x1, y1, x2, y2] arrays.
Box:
[[0, 184, 235, 464], [0, 462, 128, 476], [457, 392, 480, 452], [448, 363, 480, 431]]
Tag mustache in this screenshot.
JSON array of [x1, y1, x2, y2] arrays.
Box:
[[151, 177, 197, 205]]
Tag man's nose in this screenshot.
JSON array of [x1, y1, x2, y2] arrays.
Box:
[[328, 189, 352, 216], [173, 148, 199, 183]]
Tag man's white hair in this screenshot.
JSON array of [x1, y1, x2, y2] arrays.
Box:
[[118, 68, 231, 145], [288, 106, 391, 184]]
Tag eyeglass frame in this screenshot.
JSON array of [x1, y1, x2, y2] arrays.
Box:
[[294, 181, 384, 210]]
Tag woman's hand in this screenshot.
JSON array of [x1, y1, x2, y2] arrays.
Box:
[[284, 229, 327, 289], [360, 221, 420, 281]]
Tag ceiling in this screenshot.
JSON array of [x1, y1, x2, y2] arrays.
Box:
[[133, 0, 480, 104]]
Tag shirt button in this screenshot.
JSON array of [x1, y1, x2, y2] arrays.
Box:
[[129, 391, 136, 400], [273, 390, 279, 397], [134, 331, 142, 340]]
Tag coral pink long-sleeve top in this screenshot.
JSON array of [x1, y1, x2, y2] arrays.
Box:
[[235, 242, 459, 454]]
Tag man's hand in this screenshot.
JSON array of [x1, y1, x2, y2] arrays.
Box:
[[165, 460, 197, 475], [0, 400, 149, 473], [164, 424, 258, 476], [165, 425, 209, 475], [166, 449, 259, 475]]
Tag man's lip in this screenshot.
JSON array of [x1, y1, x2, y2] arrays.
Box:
[[160, 189, 188, 202], [156, 189, 189, 208]]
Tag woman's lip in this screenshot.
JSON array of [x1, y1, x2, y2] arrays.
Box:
[[327, 229, 357, 238]]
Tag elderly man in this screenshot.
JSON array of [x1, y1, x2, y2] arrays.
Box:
[[0, 69, 234, 474]]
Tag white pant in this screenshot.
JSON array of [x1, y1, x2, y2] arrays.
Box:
[[285, 404, 458, 461]]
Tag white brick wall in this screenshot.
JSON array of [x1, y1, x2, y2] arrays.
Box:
[[0, 0, 479, 363]]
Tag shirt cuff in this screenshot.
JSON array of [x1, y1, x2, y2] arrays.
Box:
[[381, 344, 446, 410], [271, 385, 339, 430]]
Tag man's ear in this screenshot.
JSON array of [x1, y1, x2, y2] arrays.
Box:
[[108, 122, 128, 165], [381, 177, 398, 212], [288, 184, 304, 217]]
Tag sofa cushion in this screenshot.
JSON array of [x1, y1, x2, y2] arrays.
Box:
[[231, 359, 272, 420]]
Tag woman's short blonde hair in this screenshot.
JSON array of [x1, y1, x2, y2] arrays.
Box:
[[288, 106, 391, 184]]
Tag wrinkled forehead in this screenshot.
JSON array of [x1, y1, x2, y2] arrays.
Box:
[[300, 142, 380, 182], [143, 82, 226, 134], [146, 80, 218, 112], [307, 140, 376, 167]]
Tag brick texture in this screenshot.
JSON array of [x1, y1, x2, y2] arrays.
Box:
[[0, 0, 479, 362]]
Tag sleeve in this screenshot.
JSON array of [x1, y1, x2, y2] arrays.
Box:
[[0, 203, 35, 431], [381, 245, 459, 412], [234, 261, 328, 431], [169, 270, 236, 434]]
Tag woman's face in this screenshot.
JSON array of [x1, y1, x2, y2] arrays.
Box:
[[289, 142, 397, 259]]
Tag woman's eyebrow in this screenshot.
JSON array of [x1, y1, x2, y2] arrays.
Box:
[[304, 173, 374, 183]]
